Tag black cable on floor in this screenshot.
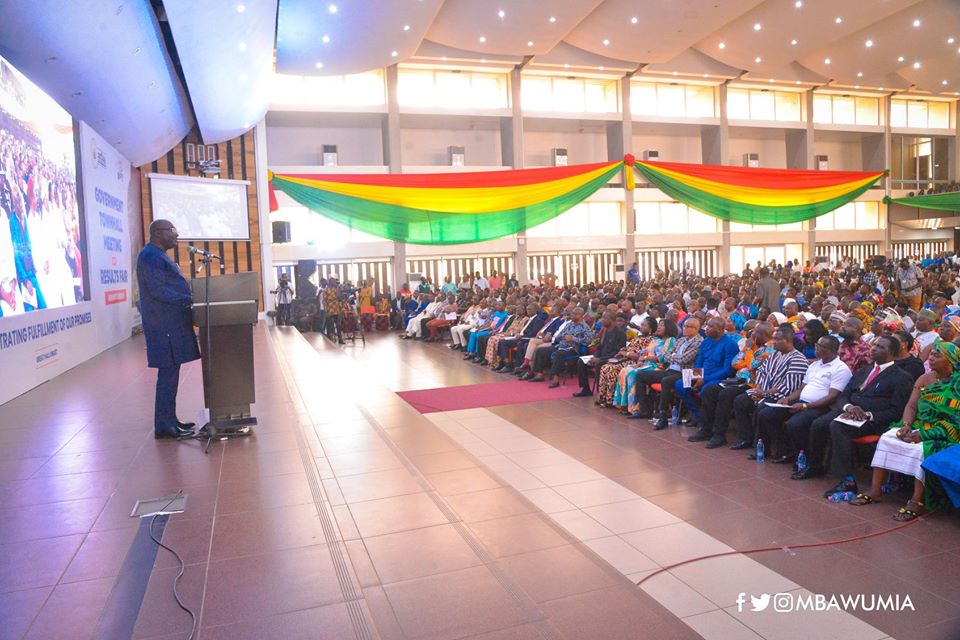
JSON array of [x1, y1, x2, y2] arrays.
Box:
[[148, 490, 198, 640]]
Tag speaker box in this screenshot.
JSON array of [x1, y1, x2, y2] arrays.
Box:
[[272, 221, 291, 243]]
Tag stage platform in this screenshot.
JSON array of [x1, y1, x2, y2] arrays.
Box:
[[2, 326, 959, 639]]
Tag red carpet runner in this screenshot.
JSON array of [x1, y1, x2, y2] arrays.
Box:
[[397, 380, 576, 414]]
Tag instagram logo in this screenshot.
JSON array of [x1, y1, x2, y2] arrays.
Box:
[[774, 593, 793, 612]]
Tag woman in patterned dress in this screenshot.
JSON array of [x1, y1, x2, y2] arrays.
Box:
[[596, 317, 657, 407]]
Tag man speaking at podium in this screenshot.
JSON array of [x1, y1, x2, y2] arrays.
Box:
[[137, 219, 201, 439]]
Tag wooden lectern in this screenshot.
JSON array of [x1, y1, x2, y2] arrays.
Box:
[[191, 271, 259, 447]]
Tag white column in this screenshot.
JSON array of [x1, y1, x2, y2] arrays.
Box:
[[509, 67, 529, 282], [882, 94, 893, 258], [384, 64, 407, 290], [253, 119, 275, 314], [717, 83, 731, 275], [621, 74, 635, 276]]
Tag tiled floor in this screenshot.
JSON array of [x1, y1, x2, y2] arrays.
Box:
[[1, 328, 958, 639]]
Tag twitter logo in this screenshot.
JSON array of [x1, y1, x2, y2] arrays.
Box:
[[751, 594, 771, 611]]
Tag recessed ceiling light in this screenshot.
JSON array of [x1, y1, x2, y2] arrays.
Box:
[[602, 39, 610, 46], [322, 34, 330, 43], [549, 16, 556, 23], [854, 85, 860, 89], [768, 78, 774, 83], [865, 39, 873, 47], [527, 40, 533, 47], [791, 39, 798, 45], [563, 63, 570, 69], [599, 66, 605, 70], [912, 19, 921, 27], [235, 4, 245, 12], [441, 56, 447, 61], [898, 55, 905, 62], [955, 92, 959, 96], [315, 61, 323, 69], [913, 61, 921, 69], [879, 87, 884, 90], [755, 56, 762, 63], [795, 80, 801, 84], [948, 37, 955, 44], [703, 73, 709, 77], [943, 80, 949, 85], [479, 36, 486, 43], [237, 41, 247, 51], [391, 51, 398, 57], [403, 24, 410, 32], [857, 71, 863, 77], [835, 17, 842, 24], [328, 3, 337, 14], [795, 0, 802, 7], [754, 23, 762, 31], [497, 9, 505, 18], [481, 58, 487, 63], [824, 58, 831, 64], [673, 71, 679, 76], [718, 42, 726, 49], [631, 16, 638, 24]]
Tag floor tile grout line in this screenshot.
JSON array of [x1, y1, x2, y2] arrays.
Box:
[[434, 409, 896, 640], [266, 328, 376, 640]]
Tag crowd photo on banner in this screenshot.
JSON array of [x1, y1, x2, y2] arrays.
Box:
[[0, 57, 83, 317]]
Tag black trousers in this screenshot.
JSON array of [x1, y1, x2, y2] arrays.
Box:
[[700, 384, 746, 436], [820, 417, 880, 477], [154, 364, 181, 433], [513, 338, 532, 367], [476, 333, 492, 355], [325, 314, 342, 341], [497, 338, 519, 366], [548, 347, 577, 376], [635, 369, 682, 414], [732, 392, 759, 442], [418, 316, 432, 338], [782, 407, 830, 462], [754, 405, 795, 454], [577, 358, 604, 391], [532, 344, 554, 373]]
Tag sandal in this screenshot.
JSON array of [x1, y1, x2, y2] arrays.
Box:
[[893, 499, 924, 522], [849, 493, 881, 506]]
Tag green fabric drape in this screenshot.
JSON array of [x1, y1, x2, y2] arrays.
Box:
[[888, 192, 960, 213]]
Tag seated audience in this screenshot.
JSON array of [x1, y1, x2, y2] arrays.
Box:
[[574, 312, 627, 397], [676, 317, 739, 427], [612, 319, 678, 416], [595, 317, 657, 407], [636, 317, 703, 430]]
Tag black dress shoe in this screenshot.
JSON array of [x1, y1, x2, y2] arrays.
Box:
[[705, 436, 727, 449], [687, 430, 712, 443], [729, 440, 752, 450], [155, 425, 194, 439], [572, 389, 592, 397], [770, 454, 796, 465], [791, 466, 825, 480], [653, 417, 669, 430], [177, 420, 196, 429], [519, 372, 534, 381]]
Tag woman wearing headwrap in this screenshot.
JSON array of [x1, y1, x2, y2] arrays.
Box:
[[849, 342, 960, 520]]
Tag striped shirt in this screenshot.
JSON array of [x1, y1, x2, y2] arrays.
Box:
[[754, 349, 809, 400]]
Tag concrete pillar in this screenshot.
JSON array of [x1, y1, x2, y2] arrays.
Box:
[[804, 90, 817, 264], [253, 119, 275, 314], [508, 67, 529, 282], [717, 83, 731, 275], [621, 74, 635, 277], [383, 64, 407, 290], [882, 94, 893, 258]]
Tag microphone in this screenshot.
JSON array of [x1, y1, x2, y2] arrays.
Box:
[[188, 246, 221, 260]]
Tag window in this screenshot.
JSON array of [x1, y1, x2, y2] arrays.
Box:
[[731, 221, 805, 232], [398, 69, 508, 109], [522, 75, 618, 113], [635, 203, 720, 234], [891, 135, 952, 189], [731, 244, 803, 272], [891, 99, 953, 129], [630, 82, 717, 118], [815, 202, 882, 230], [271, 206, 381, 246], [813, 93, 880, 126], [527, 202, 623, 237], [271, 71, 385, 108], [728, 88, 802, 122]]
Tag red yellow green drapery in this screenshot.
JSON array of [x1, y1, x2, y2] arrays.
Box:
[[267, 155, 886, 244], [886, 192, 960, 213], [268, 160, 627, 245], [633, 160, 885, 225]]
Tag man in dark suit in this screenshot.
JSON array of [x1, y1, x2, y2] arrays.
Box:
[[807, 335, 912, 497], [573, 312, 627, 397], [136, 219, 201, 439]]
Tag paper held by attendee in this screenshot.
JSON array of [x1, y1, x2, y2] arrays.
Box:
[[580, 355, 594, 365], [444, 312, 457, 320], [834, 416, 868, 428], [682, 368, 703, 388], [763, 400, 793, 408]]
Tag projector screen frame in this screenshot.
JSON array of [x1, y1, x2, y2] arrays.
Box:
[[147, 172, 251, 241]]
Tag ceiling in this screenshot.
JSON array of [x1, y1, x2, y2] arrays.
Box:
[[0, 0, 958, 166]]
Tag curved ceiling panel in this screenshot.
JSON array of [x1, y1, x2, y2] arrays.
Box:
[[427, 1, 603, 56], [0, 0, 191, 165], [164, 0, 277, 145], [566, 0, 765, 64], [276, 0, 444, 75]]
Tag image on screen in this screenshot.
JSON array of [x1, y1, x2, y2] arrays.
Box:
[[0, 54, 82, 318]]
